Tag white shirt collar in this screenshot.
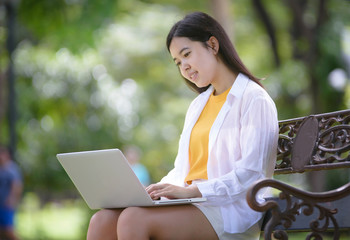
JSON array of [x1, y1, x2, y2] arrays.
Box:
[[229, 73, 249, 98]]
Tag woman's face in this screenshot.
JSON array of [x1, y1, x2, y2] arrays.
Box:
[[169, 37, 218, 88]]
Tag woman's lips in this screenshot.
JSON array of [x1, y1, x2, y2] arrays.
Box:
[[189, 71, 198, 81]]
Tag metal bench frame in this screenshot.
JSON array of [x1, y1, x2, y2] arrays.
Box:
[[246, 109, 350, 240]]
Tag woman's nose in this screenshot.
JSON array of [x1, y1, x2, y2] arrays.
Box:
[[180, 61, 190, 72]]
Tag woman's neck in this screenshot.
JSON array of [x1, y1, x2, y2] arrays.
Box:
[[211, 62, 238, 96]]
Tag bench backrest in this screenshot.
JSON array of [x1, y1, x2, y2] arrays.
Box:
[[275, 109, 350, 175]]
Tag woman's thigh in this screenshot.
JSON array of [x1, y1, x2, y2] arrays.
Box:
[[117, 204, 219, 240]]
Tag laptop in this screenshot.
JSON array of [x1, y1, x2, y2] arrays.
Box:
[[56, 148, 206, 209]]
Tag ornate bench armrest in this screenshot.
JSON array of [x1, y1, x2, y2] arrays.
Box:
[[246, 178, 350, 240]]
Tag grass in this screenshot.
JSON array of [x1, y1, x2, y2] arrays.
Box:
[[14, 193, 350, 239], [16, 193, 93, 240]]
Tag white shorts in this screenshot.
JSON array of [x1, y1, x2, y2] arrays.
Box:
[[193, 203, 261, 240]]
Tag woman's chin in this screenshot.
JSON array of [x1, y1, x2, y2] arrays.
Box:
[[195, 83, 210, 89]]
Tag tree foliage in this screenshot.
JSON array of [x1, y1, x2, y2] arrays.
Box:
[[0, 0, 349, 201]]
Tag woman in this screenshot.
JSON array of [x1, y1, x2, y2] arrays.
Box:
[[87, 11, 278, 240]]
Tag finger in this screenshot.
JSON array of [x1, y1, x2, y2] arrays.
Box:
[[147, 183, 169, 192], [146, 184, 166, 198], [146, 184, 156, 193], [145, 184, 155, 192], [149, 189, 164, 200], [152, 187, 176, 199], [146, 183, 161, 193], [149, 186, 167, 198]]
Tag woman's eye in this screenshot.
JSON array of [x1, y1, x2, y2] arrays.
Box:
[[176, 61, 181, 66], [184, 51, 191, 57]]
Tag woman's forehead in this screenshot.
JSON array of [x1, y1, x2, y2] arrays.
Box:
[[170, 37, 191, 49], [169, 37, 201, 56]]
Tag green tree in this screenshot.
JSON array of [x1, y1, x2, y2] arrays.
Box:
[[1, 0, 350, 238], [1, 0, 350, 207]]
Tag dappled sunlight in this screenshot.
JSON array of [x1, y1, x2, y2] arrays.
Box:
[[97, 5, 179, 57]]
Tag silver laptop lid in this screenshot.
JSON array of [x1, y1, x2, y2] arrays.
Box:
[[57, 149, 154, 209]]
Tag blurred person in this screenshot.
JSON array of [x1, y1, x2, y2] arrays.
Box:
[[87, 11, 278, 240], [0, 146, 23, 240], [124, 146, 151, 186]]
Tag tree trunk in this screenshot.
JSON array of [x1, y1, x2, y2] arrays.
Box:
[[210, 0, 234, 41], [4, 1, 17, 159], [252, 0, 280, 67]]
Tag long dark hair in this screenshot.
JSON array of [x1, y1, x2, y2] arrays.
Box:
[[166, 12, 262, 94]]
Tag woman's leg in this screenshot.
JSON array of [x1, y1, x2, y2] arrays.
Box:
[[117, 204, 219, 240], [87, 208, 124, 240]]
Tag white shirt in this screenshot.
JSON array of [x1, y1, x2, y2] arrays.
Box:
[[160, 73, 279, 233]]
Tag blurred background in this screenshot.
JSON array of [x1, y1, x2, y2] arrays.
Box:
[[0, 0, 350, 239]]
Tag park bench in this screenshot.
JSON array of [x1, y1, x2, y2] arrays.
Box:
[[246, 109, 350, 240]]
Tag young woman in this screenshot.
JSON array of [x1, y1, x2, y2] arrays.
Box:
[[87, 11, 278, 240]]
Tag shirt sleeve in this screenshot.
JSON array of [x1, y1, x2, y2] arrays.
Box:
[[196, 93, 278, 205]]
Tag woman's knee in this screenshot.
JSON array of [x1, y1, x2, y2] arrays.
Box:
[[117, 207, 146, 227], [87, 209, 121, 240], [117, 207, 151, 237], [89, 209, 117, 226]]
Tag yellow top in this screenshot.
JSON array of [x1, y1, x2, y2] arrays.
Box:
[[185, 87, 231, 184]]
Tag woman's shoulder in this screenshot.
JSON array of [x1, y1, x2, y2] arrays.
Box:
[[245, 79, 271, 98], [241, 79, 276, 111]]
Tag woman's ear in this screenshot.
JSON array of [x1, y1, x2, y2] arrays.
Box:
[[207, 36, 219, 55]]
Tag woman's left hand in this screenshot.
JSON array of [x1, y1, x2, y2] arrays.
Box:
[[145, 183, 202, 200]]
